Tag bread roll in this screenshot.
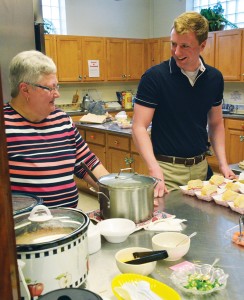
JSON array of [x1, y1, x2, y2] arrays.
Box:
[[187, 179, 203, 190], [209, 174, 225, 186], [234, 194, 244, 208], [222, 190, 239, 201], [201, 184, 217, 196], [225, 182, 240, 192]]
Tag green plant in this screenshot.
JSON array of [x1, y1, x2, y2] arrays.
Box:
[[43, 18, 56, 34], [200, 2, 238, 31]]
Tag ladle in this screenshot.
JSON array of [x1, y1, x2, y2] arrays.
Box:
[[175, 231, 197, 247], [80, 160, 99, 183]]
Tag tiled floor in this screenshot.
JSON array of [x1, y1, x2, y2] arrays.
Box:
[[77, 190, 99, 212]]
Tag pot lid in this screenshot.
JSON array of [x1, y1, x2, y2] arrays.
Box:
[[14, 205, 89, 245], [12, 192, 43, 216], [38, 288, 103, 300], [98, 172, 156, 188]]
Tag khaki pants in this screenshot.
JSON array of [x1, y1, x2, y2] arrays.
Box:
[[157, 159, 208, 191]]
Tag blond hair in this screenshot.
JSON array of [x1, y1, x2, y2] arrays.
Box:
[[172, 11, 209, 44]]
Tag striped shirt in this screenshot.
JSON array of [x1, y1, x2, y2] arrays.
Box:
[[4, 104, 100, 208]]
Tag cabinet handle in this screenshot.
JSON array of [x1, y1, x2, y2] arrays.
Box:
[[78, 75, 82, 80], [240, 135, 244, 142], [114, 140, 119, 145], [241, 124, 244, 130], [90, 135, 95, 139], [127, 74, 131, 78], [122, 74, 126, 78]]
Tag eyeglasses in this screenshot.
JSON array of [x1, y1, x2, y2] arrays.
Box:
[[25, 82, 60, 93]]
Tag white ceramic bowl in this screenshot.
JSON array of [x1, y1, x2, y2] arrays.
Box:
[[152, 232, 190, 261], [97, 218, 136, 243], [115, 247, 156, 276]]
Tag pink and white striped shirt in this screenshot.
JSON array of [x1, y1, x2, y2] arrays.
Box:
[[4, 104, 100, 208]]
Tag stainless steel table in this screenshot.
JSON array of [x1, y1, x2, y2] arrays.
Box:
[[85, 190, 244, 299]]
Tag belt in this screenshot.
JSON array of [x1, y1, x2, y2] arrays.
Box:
[[155, 154, 205, 166]]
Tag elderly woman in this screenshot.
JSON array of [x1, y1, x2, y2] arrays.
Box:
[[4, 50, 109, 208]]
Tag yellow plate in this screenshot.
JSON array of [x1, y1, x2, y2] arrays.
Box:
[[111, 273, 181, 300]]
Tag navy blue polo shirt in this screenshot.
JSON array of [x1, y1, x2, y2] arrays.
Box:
[[135, 57, 223, 158]]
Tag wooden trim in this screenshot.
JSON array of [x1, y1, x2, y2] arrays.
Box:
[[0, 69, 20, 299]]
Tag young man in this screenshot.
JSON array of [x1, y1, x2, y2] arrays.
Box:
[[132, 12, 235, 197]]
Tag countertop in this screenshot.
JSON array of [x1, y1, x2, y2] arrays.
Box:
[[68, 110, 244, 119], [85, 190, 244, 300], [76, 121, 133, 136]]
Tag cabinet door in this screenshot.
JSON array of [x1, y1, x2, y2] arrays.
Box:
[[106, 38, 127, 81], [107, 148, 131, 173], [82, 36, 106, 82], [242, 29, 244, 82], [56, 35, 82, 82], [107, 134, 130, 172], [215, 29, 242, 81], [201, 32, 215, 66], [160, 37, 171, 62], [127, 39, 145, 80], [146, 39, 161, 68], [225, 118, 244, 163], [44, 34, 57, 66]]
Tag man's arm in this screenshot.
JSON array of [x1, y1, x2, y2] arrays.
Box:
[[132, 103, 168, 197], [208, 105, 236, 179]]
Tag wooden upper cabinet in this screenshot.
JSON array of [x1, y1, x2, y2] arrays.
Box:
[[160, 36, 171, 62], [106, 38, 127, 81], [56, 35, 82, 82], [215, 29, 242, 81], [106, 38, 145, 81], [201, 32, 215, 66], [146, 38, 161, 69], [44, 34, 57, 66], [81, 36, 106, 82], [126, 39, 145, 80], [242, 30, 244, 82]]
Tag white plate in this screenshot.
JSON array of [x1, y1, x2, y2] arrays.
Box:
[[228, 201, 244, 214], [179, 181, 208, 196], [212, 194, 230, 207], [211, 178, 233, 189], [194, 190, 214, 201], [239, 183, 244, 194], [179, 185, 195, 196]]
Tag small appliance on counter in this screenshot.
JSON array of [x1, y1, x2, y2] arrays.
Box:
[[80, 93, 94, 112]]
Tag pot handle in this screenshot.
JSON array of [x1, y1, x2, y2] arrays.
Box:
[[28, 205, 53, 222], [152, 177, 162, 187], [89, 187, 111, 208], [17, 260, 31, 300], [118, 167, 135, 175]]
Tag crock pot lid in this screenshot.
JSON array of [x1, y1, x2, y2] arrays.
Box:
[[38, 288, 103, 299], [14, 207, 86, 243], [12, 193, 41, 214], [98, 172, 156, 188]]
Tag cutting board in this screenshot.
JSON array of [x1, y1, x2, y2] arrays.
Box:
[[80, 113, 108, 124]]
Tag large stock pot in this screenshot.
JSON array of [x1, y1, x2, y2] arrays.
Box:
[[87, 167, 158, 223], [14, 205, 90, 299]]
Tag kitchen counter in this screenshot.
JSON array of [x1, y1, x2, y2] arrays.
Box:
[[76, 121, 133, 136], [85, 190, 244, 300], [222, 113, 244, 119]]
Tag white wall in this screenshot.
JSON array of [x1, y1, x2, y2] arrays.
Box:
[[152, 0, 187, 37], [65, 0, 150, 38]]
